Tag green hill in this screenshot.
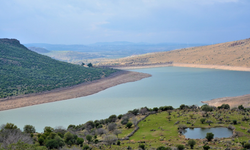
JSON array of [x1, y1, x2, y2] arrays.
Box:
[[0, 39, 117, 98]]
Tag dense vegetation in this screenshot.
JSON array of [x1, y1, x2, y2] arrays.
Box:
[[2, 104, 250, 149], [0, 39, 117, 98]]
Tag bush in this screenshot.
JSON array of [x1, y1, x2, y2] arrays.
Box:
[[188, 139, 196, 149], [233, 120, 237, 125], [176, 144, 185, 150], [238, 105, 244, 110], [117, 140, 121, 146], [139, 144, 145, 150], [206, 132, 214, 141], [157, 146, 171, 150], [38, 137, 44, 145], [218, 104, 230, 109], [45, 139, 59, 149], [4, 123, 18, 129], [203, 145, 210, 150], [201, 104, 213, 112], [76, 137, 84, 146], [244, 143, 250, 149], [86, 135, 92, 144], [118, 114, 123, 119], [83, 144, 90, 150], [126, 122, 133, 128], [23, 125, 36, 133], [64, 131, 74, 145], [200, 118, 206, 124]]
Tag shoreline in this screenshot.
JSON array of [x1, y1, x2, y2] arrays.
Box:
[[0, 70, 151, 111], [111, 63, 250, 72], [201, 94, 250, 108]]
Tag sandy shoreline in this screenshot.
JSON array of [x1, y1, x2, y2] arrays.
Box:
[[202, 94, 250, 108], [0, 70, 151, 111], [112, 63, 250, 72]]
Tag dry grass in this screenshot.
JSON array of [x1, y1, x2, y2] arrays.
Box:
[[99, 38, 250, 68]]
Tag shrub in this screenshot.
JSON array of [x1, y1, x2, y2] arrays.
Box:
[[238, 105, 244, 110], [86, 135, 92, 144], [218, 104, 230, 109], [23, 125, 36, 133], [203, 145, 210, 150], [118, 114, 123, 119], [4, 123, 18, 129], [38, 137, 44, 145], [76, 137, 84, 146], [176, 144, 185, 150], [64, 131, 74, 145], [244, 143, 250, 149], [157, 146, 171, 150], [45, 139, 59, 149], [83, 144, 90, 150], [139, 144, 145, 150], [206, 132, 214, 141], [117, 140, 121, 146], [44, 126, 54, 133], [188, 139, 196, 149], [233, 120, 237, 125], [201, 104, 213, 112], [126, 122, 133, 128], [200, 118, 206, 124]]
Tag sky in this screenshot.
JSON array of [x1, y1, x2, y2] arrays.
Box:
[[0, 0, 250, 44]]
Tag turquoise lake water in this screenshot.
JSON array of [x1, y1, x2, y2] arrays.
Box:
[[0, 67, 250, 132]]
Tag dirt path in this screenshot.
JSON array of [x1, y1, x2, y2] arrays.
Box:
[[0, 71, 151, 111]]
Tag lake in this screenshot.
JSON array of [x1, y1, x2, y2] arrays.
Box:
[[183, 127, 233, 139], [1, 67, 250, 132]]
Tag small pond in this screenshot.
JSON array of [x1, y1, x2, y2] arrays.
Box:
[[182, 127, 233, 139]]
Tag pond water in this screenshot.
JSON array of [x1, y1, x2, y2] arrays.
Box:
[[1, 67, 250, 132], [183, 127, 233, 139]]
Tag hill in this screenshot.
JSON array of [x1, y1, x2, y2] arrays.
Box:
[[99, 38, 250, 68], [0, 39, 117, 98]]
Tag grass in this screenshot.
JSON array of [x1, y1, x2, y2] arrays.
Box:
[[110, 109, 250, 149]]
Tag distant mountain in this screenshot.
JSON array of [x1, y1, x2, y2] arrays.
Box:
[[0, 38, 117, 98], [28, 47, 50, 53], [99, 38, 250, 68]]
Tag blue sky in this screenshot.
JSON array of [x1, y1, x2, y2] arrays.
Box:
[[0, 0, 250, 44]]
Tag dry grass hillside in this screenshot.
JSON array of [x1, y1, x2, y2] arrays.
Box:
[[98, 38, 250, 68]]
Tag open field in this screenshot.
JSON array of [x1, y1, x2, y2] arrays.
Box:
[[0, 71, 151, 111]]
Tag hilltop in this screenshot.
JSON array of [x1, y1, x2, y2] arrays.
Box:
[[0, 39, 117, 98], [98, 38, 250, 68]]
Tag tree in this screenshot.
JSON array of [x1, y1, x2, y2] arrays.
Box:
[[87, 63, 93, 67], [188, 139, 196, 149], [139, 144, 146, 150], [201, 104, 213, 112], [43, 126, 54, 133], [200, 118, 206, 124], [157, 146, 171, 150], [76, 137, 84, 147], [104, 134, 117, 148], [38, 137, 45, 145], [4, 123, 18, 130], [45, 139, 59, 149], [176, 144, 185, 150], [218, 104, 230, 109], [23, 125, 36, 133], [126, 122, 133, 128], [97, 128, 107, 136], [113, 129, 122, 138], [203, 145, 210, 150], [81, 62, 85, 66], [86, 135, 92, 144], [132, 117, 138, 126], [206, 132, 214, 141], [244, 143, 250, 149], [238, 105, 244, 110], [109, 114, 117, 122], [64, 131, 74, 145]]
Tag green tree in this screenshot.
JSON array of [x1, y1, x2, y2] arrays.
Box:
[[38, 137, 45, 145], [139, 144, 145, 150], [126, 122, 133, 128], [201, 104, 213, 112], [87, 63, 93, 67], [64, 131, 74, 145], [244, 143, 250, 149], [206, 132, 214, 141], [157, 146, 171, 150], [23, 125, 36, 133], [238, 105, 244, 110], [200, 118, 206, 124], [76, 137, 84, 147], [203, 145, 210, 150], [81, 62, 85, 66], [176, 144, 185, 150], [45, 139, 59, 149], [4, 123, 18, 129], [43, 126, 54, 133], [86, 135, 92, 144], [188, 139, 196, 149]]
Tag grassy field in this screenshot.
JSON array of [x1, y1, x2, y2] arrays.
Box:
[[108, 108, 250, 149]]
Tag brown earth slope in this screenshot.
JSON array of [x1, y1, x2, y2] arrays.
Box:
[[98, 38, 250, 68]]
